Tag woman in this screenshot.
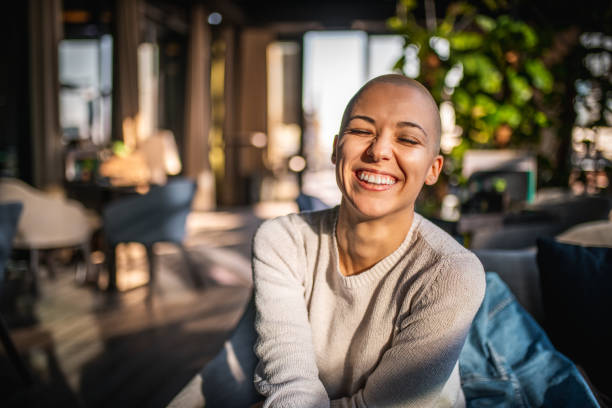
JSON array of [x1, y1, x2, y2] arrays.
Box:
[[251, 74, 485, 407]]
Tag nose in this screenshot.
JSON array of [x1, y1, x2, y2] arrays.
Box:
[[367, 133, 392, 161]]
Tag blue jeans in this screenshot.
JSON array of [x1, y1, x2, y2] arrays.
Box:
[[460, 273, 600, 407]]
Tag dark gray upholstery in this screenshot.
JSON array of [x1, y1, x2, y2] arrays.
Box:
[[473, 248, 544, 324], [471, 224, 562, 250]]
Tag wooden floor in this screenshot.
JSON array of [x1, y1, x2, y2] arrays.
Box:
[[0, 205, 295, 408]]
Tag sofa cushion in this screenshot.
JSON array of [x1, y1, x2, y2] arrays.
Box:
[[536, 238, 612, 397], [557, 220, 612, 247]]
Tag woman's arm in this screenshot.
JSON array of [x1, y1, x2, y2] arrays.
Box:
[[330, 253, 485, 408], [252, 216, 330, 408]]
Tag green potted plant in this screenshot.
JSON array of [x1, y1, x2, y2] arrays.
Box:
[[389, 0, 555, 215]]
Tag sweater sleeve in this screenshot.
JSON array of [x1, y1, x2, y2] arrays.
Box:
[[330, 253, 485, 408], [252, 216, 330, 408]]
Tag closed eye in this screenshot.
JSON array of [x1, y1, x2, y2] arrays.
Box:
[[398, 137, 419, 145], [345, 128, 373, 136]]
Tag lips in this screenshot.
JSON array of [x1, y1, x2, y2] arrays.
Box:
[[355, 169, 397, 186]]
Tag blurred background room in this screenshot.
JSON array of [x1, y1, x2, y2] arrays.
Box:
[[1, 0, 611, 406]]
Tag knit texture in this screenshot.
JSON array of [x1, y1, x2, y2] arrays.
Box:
[[253, 207, 485, 407]]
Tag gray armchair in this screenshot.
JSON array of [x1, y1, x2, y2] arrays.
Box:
[[102, 177, 198, 292]]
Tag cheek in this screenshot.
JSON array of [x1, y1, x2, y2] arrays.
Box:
[[336, 144, 357, 170], [398, 155, 433, 182], [334, 156, 349, 188]]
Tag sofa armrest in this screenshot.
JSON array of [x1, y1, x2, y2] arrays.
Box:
[[473, 249, 544, 325]]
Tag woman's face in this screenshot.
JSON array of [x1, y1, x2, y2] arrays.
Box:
[[332, 82, 443, 221]]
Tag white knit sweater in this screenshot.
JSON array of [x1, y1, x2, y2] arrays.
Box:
[[252, 207, 485, 407]]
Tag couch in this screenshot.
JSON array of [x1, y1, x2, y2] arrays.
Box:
[[475, 218, 612, 407], [168, 216, 612, 408]]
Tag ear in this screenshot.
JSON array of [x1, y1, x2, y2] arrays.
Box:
[[331, 134, 338, 165], [424, 155, 444, 185]]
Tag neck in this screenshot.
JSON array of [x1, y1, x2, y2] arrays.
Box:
[[336, 203, 414, 276]]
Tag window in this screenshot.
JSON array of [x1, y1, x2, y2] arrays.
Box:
[[59, 35, 113, 145], [301, 31, 403, 204]]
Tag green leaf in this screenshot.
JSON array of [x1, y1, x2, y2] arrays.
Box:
[[473, 94, 498, 117], [460, 54, 494, 77], [469, 129, 492, 144], [475, 15, 496, 32], [525, 59, 553, 93], [399, 0, 418, 12], [498, 17, 538, 48], [439, 21, 454, 36], [460, 55, 480, 75], [534, 111, 548, 127], [519, 23, 538, 48], [450, 32, 484, 51], [450, 138, 470, 161], [497, 15, 512, 28], [453, 89, 472, 114], [496, 105, 522, 128], [508, 70, 533, 103], [479, 68, 503, 94], [387, 16, 404, 31], [393, 55, 406, 72]]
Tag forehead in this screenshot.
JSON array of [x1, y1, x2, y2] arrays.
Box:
[[351, 83, 437, 134], [351, 82, 432, 114], [347, 82, 440, 151]]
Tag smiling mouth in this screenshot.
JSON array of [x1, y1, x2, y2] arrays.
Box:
[[355, 170, 397, 186]]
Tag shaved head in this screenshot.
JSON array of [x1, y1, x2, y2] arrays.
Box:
[[339, 75, 441, 153]]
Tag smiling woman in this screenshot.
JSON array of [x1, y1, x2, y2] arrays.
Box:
[[197, 75, 486, 408], [332, 78, 443, 234], [248, 75, 485, 408]]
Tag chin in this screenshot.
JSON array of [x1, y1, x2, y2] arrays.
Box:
[[346, 198, 411, 221]]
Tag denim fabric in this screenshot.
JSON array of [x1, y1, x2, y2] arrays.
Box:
[[459, 273, 600, 408]]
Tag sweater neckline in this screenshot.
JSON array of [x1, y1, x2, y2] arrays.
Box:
[[331, 208, 421, 288]]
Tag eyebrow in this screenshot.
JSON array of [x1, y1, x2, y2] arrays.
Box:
[[347, 115, 429, 139]]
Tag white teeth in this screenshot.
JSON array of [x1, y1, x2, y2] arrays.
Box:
[[357, 171, 396, 185]]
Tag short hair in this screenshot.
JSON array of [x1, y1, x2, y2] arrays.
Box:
[[338, 74, 441, 154]]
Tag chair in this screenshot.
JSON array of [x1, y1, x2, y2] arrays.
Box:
[[0, 202, 33, 385], [0, 178, 97, 292], [296, 193, 330, 212], [102, 177, 198, 292]]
